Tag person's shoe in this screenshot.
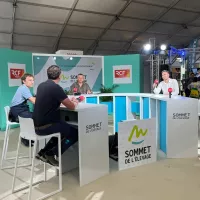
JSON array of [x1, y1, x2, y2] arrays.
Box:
[[35, 153, 48, 163], [44, 155, 59, 167], [21, 138, 34, 147]]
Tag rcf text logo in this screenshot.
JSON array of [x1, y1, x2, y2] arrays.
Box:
[[86, 122, 102, 133], [10, 68, 24, 79], [114, 69, 130, 78]]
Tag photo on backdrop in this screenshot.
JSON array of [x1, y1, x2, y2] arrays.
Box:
[[32, 55, 103, 94]]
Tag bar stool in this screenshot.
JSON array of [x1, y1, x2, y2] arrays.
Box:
[[1, 106, 31, 169], [12, 117, 62, 200]]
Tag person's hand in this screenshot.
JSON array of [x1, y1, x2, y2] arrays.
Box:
[[70, 96, 78, 103], [87, 90, 92, 94], [153, 83, 157, 88]]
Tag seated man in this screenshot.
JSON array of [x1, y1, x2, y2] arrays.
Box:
[[10, 73, 36, 146], [33, 65, 79, 166], [69, 73, 92, 94], [153, 70, 179, 96]]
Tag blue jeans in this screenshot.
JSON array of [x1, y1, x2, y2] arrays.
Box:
[[36, 121, 78, 157]]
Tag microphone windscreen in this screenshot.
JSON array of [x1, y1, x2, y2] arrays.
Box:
[[79, 96, 85, 101], [154, 79, 159, 84], [168, 88, 172, 93]]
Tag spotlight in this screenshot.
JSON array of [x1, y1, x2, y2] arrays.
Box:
[[53, 57, 56, 60], [160, 44, 167, 51], [70, 57, 73, 60], [144, 44, 151, 51]]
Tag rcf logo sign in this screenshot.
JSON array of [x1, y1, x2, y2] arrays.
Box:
[[10, 68, 24, 79], [114, 69, 130, 78]]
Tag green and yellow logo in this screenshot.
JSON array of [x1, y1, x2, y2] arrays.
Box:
[[60, 74, 69, 81], [128, 125, 147, 145]]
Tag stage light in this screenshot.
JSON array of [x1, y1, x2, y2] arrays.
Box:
[[53, 57, 56, 60], [70, 57, 73, 60], [160, 44, 167, 51], [144, 44, 151, 51]]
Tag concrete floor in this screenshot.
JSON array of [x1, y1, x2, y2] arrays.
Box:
[[0, 127, 200, 200]]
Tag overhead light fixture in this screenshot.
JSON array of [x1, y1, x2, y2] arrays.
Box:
[[160, 44, 167, 51], [144, 43, 151, 51]]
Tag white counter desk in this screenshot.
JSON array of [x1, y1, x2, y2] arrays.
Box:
[[59, 103, 109, 186], [74, 93, 198, 159]]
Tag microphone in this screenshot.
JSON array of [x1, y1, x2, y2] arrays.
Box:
[[154, 79, 159, 84], [73, 88, 77, 93], [76, 96, 85, 102], [168, 88, 172, 98]]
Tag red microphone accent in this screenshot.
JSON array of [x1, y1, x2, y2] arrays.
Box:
[[168, 88, 173, 93], [154, 79, 159, 84], [79, 96, 85, 101], [73, 88, 77, 92]]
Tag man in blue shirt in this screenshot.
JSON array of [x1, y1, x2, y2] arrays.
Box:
[[10, 73, 36, 146]]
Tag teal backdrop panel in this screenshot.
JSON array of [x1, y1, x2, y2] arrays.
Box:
[[33, 55, 102, 93], [104, 54, 143, 93], [0, 49, 32, 131]]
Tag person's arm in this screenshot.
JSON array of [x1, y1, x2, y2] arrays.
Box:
[[188, 83, 192, 90], [86, 83, 92, 94], [22, 87, 36, 104], [153, 82, 162, 94], [61, 98, 77, 110], [172, 80, 179, 96], [28, 97, 36, 104], [56, 85, 78, 110], [69, 83, 75, 94]]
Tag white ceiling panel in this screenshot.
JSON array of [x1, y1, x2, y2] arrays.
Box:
[[14, 34, 56, 47], [19, 0, 75, 8], [160, 9, 199, 24], [0, 33, 11, 44], [0, 1, 13, 19], [135, 0, 176, 6], [0, 18, 12, 33], [174, 0, 200, 11], [16, 4, 69, 23], [0, 44, 10, 48], [177, 26, 200, 37], [122, 2, 165, 20], [14, 20, 62, 36], [147, 22, 181, 34], [135, 33, 169, 43], [111, 18, 149, 32], [129, 43, 143, 51], [13, 45, 52, 53], [63, 25, 102, 39], [189, 17, 200, 27], [98, 41, 126, 50], [168, 36, 193, 45], [94, 50, 118, 55], [76, 0, 126, 14], [102, 30, 137, 41], [59, 38, 95, 50], [68, 11, 113, 28]]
